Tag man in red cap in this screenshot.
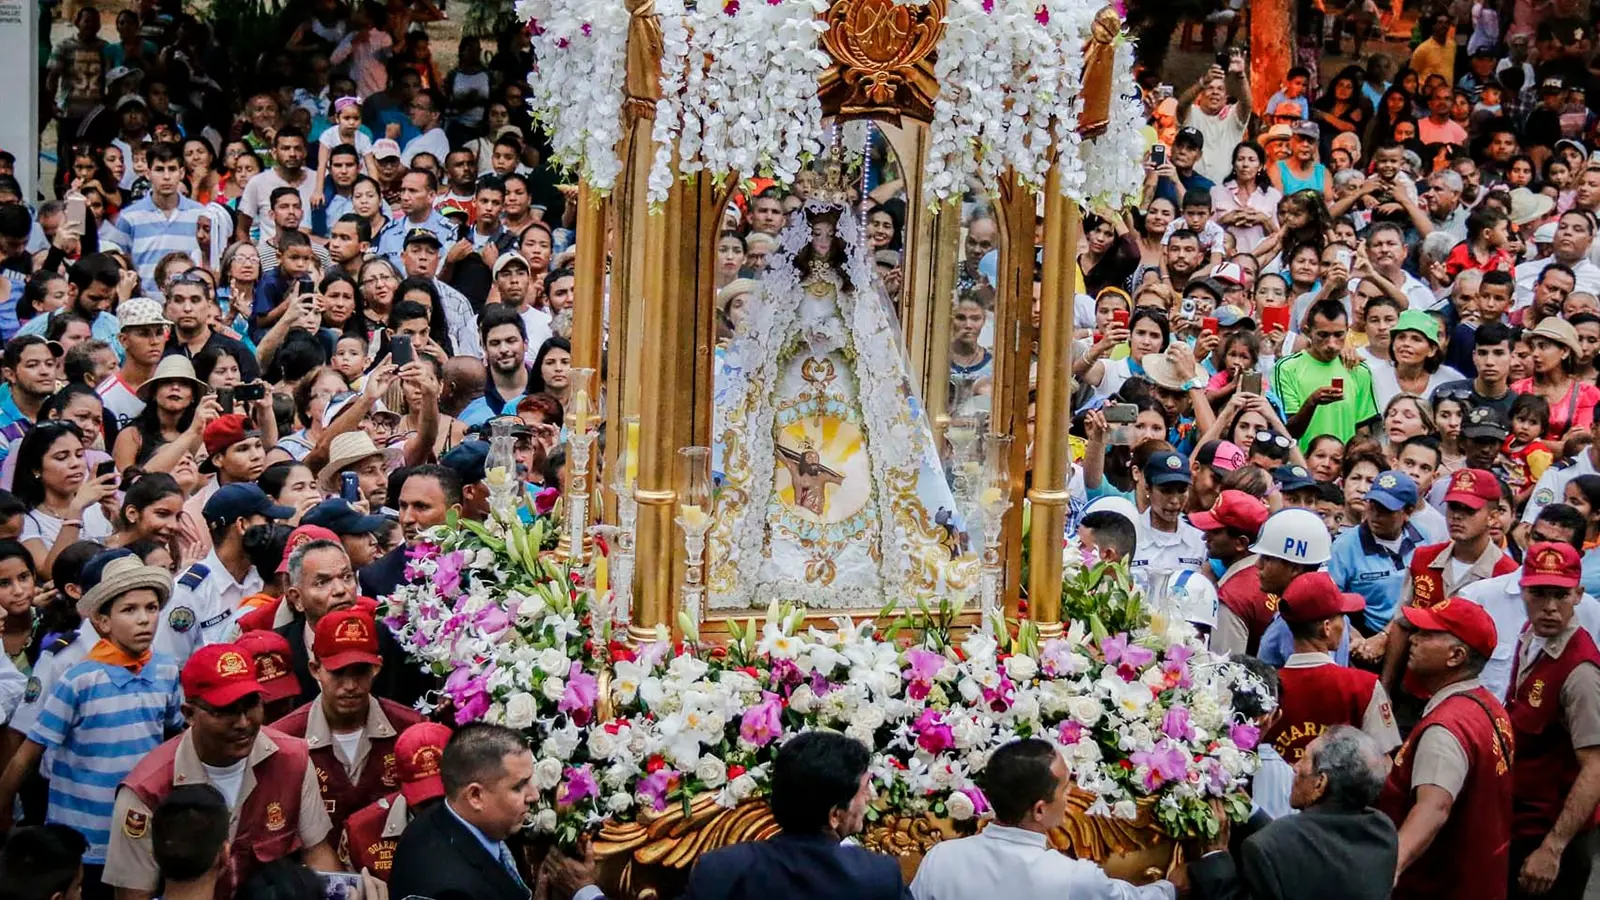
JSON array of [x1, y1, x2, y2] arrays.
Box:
[[271, 609, 425, 833], [179, 412, 274, 559], [1384, 468, 1519, 715], [340, 721, 452, 880], [1378, 597, 1513, 900], [1504, 542, 1600, 900], [236, 629, 304, 723], [1189, 489, 1271, 656], [1267, 572, 1401, 765], [104, 643, 340, 900]]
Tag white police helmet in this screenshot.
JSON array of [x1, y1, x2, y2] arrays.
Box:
[[1161, 569, 1219, 629], [1248, 508, 1332, 566]]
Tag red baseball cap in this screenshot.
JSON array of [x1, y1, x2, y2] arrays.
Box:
[[182, 644, 265, 708], [1188, 490, 1271, 536], [313, 609, 382, 671], [1521, 541, 1583, 589], [276, 524, 341, 575], [396, 722, 452, 807], [202, 413, 257, 458], [1279, 572, 1366, 624], [235, 630, 300, 704], [1402, 596, 1499, 659], [1443, 468, 1502, 510]]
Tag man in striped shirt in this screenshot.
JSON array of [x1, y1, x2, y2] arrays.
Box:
[[116, 143, 202, 296], [0, 551, 180, 891]]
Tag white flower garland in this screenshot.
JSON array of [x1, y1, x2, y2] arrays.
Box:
[[517, 0, 630, 193]]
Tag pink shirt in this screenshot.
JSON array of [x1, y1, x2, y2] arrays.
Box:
[[1210, 181, 1282, 253]]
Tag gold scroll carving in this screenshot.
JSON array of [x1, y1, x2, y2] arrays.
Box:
[[818, 0, 944, 123]]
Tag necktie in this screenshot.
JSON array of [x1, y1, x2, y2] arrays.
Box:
[[498, 843, 527, 890]]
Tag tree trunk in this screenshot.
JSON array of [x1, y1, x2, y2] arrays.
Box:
[[1251, 0, 1296, 114]]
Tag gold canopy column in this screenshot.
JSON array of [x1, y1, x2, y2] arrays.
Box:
[[1025, 170, 1079, 638]]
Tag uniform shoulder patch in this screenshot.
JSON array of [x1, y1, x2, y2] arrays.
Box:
[[45, 630, 76, 653], [177, 564, 210, 590], [22, 676, 40, 703], [167, 606, 196, 633], [1555, 457, 1579, 470], [123, 809, 148, 839]]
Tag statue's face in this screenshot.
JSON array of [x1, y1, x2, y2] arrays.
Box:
[[810, 220, 836, 256], [803, 450, 819, 464]]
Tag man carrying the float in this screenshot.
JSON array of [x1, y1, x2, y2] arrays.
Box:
[[1504, 543, 1600, 900], [340, 721, 451, 880], [1268, 572, 1402, 767], [1378, 597, 1513, 900]]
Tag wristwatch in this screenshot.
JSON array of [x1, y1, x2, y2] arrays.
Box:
[[1184, 377, 1207, 392]]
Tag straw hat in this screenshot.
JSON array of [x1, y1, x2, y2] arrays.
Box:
[[1508, 187, 1555, 226], [136, 355, 209, 403], [78, 555, 173, 618], [1530, 316, 1582, 357], [318, 431, 385, 492]]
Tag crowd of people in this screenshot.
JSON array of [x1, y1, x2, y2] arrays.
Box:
[[0, 0, 1597, 897]]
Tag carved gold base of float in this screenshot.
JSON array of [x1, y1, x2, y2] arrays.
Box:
[[594, 788, 1174, 899]]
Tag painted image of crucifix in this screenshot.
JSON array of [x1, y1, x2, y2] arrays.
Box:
[[775, 442, 845, 516]]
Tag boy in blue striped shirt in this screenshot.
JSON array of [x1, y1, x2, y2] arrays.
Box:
[[0, 551, 180, 892]]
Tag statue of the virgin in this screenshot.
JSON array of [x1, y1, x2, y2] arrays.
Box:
[[709, 168, 966, 611]]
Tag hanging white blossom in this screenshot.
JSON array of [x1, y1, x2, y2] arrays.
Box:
[[517, 0, 630, 193], [1074, 35, 1146, 210]]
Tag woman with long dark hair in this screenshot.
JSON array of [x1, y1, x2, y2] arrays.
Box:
[[1212, 141, 1281, 254], [15, 422, 117, 571], [0, 540, 40, 675], [106, 471, 185, 552], [394, 276, 457, 357], [1078, 212, 1141, 296], [112, 356, 214, 470], [319, 271, 366, 338], [1364, 85, 1415, 158], [865, 203, 904, 252], [1314, 67, 1374, 160], [530, 336, 573, 407], [1513, 319, 1600, 439]]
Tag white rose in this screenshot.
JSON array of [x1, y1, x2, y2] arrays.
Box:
[[607, 792, 633, 814], [534, 758, 564, 791], [695, 756, 728, 788], [1003, 655, 1039, 682], [546, 723, 582, 761], [854, 705, 886, 731], [729, 773, 758, 801], [472, 547, 497, 569], [1069, 697, 1103, 727], [845, 722, 875, 747], [503, 692, 539, 730], [1112, 800, 1138, 820], [588, 729, 620, 760], [542, 676, 567, 702], [1010, 693, 1041, 724], [534, 808, 559, 832], [537, 648, 570, 676], [788, 683, 817, 714], [946, 791, 976, 821]]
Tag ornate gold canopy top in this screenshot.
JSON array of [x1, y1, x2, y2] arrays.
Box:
[[818, 0, 945, 123]]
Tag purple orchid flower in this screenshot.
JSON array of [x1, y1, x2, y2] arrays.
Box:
[[914, 708, 955, 755], [903, 648, 944, 700], [1229, 722, 1261, 751], [558, 765, 599, 807], [1161, 707, 1197, 742], [637, 769, 676, 811], [474, 604, 511, 639], [434, 550, 466, 600], [1102, 633, 1156, 680], [739, 692, 784, 746], [959, 786, 990, 815], [560, 661, 599, 726], [1057, 720, 1085, 745], [444, 666, 492, 724], [1130, 742, 1190, 791]]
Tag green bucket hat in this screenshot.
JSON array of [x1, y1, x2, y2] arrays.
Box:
[[1391, 308, 1441, 346]]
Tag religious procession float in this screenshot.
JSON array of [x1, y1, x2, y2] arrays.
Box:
[[384, 0, 1273, 894]]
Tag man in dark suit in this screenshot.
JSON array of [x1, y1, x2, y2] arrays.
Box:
[[390, 722, 549, 900], [683, 731, 909, 900], [1188, 725, 1399, 900]]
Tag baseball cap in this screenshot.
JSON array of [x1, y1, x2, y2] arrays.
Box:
[[235, 630, 300, 704], [1188, 489, 1270, 535], [1183, 278, 1226, 305], [116, 94, 148, 111], [1534, 220, 1560, 244], [1272, 464, 1317, 493], [1461, 406, 1510, 441], [1391, 308, 1441, 346], [1174, 126, 1204, 148], [1366, 470, 1419, 512], [1521, 541, 1583, 589], [1081, 495, 1139, 531], [1291, 120, 1320, 141], [396, 722, 452, 807], [404, 227, 443, 249], [1209, 262, 1245, 286], [492, 252, 531, 278], [276, 524, 341, 575], [118, 298, 172, 330], [312, 609, 383, 671], [1443, 468, 1501, 510], [1542, 76, 1567, 93], [372, 138, 402, 160], [1143, 450, 1192, 487], [105, 66, 143, 87], [302, 498, 389, 536], [182, 644, 265, 708], [1402, 596, 1498, 659], [1279, 572, 1367, 624], [1195, 440, 1247, 473], [200, 413, 259, 471], [1214, 305, 1256, 329], [203, 483, 296, 530], [441, 440, 490, 485]]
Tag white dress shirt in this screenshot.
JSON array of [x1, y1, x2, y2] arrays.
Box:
[[1514, 255, 1600, 311], [911, 823, 1174, 900], [1455, 571, 1600, 700]]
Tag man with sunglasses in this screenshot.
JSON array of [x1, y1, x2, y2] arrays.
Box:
[[105, 643, 341, 900]]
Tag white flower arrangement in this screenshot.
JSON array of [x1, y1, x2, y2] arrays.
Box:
[[517, 0, 630, 192]]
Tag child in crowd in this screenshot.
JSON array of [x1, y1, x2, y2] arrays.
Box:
[[313, 96, 377, 207], [1164, 190, 1227, 268], [0, 824, 88, 900], [1503, 393, 1554, 506], [331, 333, 370, 386]]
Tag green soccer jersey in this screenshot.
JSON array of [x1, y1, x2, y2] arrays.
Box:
[[1272, 351, 1380, 450]]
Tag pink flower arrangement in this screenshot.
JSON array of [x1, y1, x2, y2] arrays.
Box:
[[739, 692, 784, 746], [914, 708, 955, 755]]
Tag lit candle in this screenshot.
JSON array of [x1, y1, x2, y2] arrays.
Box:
[[594, 552, 609, 594], [625, 420, 640, 485], [679, 504, 709, 528], [570, 389, 591, 428]]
